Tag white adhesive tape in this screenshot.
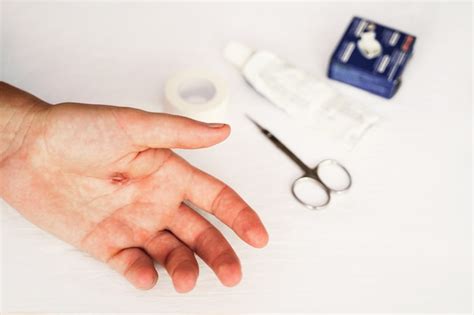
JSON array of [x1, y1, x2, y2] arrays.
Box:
[[164, 70, 229, 123]]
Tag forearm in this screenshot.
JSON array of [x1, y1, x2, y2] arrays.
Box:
[[0, 82, 49, 164]]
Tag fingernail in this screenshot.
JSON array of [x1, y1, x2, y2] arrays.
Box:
[[207, 123, 226, 128]]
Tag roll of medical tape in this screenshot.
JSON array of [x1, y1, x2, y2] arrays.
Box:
[[164, 70, 229, 123]]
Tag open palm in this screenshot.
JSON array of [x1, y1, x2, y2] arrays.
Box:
[[0, 102, 268, 292]]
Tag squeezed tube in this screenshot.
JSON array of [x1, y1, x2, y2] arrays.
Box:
[[224, 41, 378, 148]]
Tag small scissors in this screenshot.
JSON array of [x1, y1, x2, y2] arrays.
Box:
[[247, 115, 352, 210]]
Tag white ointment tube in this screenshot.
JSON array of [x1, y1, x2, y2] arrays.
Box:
[[224, 41, 378, 148]]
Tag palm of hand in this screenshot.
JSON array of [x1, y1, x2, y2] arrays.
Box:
[[1, 103, 268, 292]]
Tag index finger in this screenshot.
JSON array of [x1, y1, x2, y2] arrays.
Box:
[[185, 167, 269, 248], [113, 108, 231, 149]]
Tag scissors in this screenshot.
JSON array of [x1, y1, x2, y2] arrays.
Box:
[[246, 115, 352, 210]]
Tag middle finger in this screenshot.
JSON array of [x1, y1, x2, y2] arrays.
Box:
[[169, 204, 242, 287]]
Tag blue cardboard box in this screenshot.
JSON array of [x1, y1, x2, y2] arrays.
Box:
[[328, 17, 416, 98]]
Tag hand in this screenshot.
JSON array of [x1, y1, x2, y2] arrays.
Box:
[[0, 83, 268, 292]]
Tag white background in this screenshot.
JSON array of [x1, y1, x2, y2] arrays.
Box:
[[1, 1, 472, 313]]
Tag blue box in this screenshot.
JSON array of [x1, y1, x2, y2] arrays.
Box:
[[328, 17, 416, 98]]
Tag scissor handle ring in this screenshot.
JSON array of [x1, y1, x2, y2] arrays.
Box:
[[314, 159, 352, 193], [291, 176, 331, 210]]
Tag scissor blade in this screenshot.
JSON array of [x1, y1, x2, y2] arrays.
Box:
[[245, 114, 268, 133], [245, 114, 310, 173]]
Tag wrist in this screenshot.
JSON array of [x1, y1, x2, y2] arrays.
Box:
[[0, 82, 50, 165]]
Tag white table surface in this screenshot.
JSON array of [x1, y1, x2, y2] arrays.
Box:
[[1, 1, 472, 313]]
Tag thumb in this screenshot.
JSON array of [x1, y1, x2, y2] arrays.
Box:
[[114, 108, 230, 149]]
